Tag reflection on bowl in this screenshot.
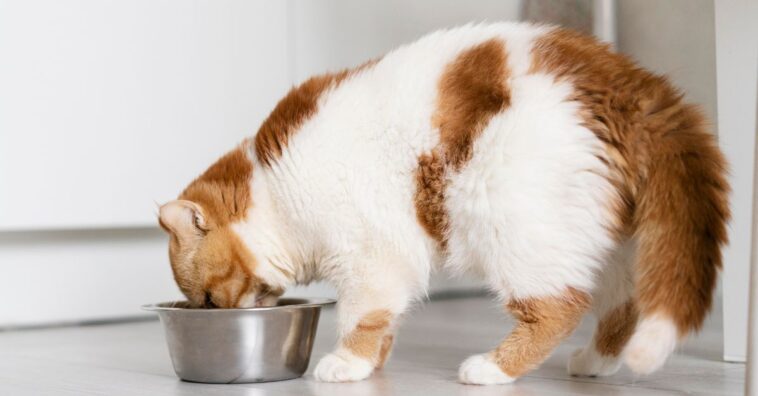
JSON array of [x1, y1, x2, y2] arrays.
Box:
[[143, 298, 335, 383]]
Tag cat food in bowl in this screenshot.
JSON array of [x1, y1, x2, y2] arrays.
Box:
[[143, 298, 335, 383]]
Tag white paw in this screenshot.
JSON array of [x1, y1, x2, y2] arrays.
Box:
[[313, 352, 374, 383], [567, 347, 622, 377], [458, 354, 514, 385], [624, 316, 678, 374]]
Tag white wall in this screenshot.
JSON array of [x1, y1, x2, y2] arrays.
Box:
[[0, 0, 520, 327], [713, 0, 758, 363], [748, 86, 758, 392], [291, 0, 521, 83], [0, 0, 292, 231], [616, 0, 718, 130]]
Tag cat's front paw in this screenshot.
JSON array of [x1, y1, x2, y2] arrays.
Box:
[[567, 347, 622, 377], [313, 352, 374, 382], [458, 354, 514, 385]]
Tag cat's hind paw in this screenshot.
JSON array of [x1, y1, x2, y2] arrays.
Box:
[[623, 316, 678, 375], [458, 354, 515, 385], [567, 347, 622, 377], [313, 352, 374, 382]]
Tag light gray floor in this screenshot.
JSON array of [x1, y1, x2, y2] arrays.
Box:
[[0, 295, 744, 395]]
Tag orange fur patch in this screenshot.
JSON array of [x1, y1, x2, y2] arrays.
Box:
[[193, 227, 259, 308], [375, 334, 395, 369], [434, 38, 511, 169], [494, 288, 591, 378], [415, 39, 510, 245], [414, 151, 448, 246], [531, 28, 730, 334], [343, 310, 394, 363], [179, 146, 253, 228], [255, 60, 378, 167], [594, 300, 638, 357]]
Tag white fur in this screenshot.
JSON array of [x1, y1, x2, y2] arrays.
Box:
[[230, 22, 632, 383], [314, 351, 375, 382], [624, 316, 678, 374], [568, 347, 623, 377], [444, 72, 616, 300], [459, 354, 514, 385], [589, 239, 637, 316], [236, 292, 258, 309]]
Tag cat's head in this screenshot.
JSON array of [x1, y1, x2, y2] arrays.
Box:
[[158, 147, 284, 308]]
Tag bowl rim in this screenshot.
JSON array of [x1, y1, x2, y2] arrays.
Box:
[[141, 297, 335, 312]]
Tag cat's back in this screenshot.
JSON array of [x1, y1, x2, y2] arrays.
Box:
[[257, 22, 670, 263], [286, 22, 554, 172], [268, 23, 552, 191], [328, 22, 550, 119]]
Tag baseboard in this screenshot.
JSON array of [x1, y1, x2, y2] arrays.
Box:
[[722, 354, 747, 363], [0, 228, 484, 327]]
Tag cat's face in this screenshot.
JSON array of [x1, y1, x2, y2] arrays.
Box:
[[158, 200, 282, 308]]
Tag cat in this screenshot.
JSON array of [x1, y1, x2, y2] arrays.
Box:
[[157, 22, 730, 385]]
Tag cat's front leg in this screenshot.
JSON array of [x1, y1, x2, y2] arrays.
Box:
[[313, 281, 409, 382]]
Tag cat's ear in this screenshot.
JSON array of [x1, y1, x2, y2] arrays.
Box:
[[158, 200, 207, 238]]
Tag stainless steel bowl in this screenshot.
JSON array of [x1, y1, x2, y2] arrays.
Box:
[[143, 298, 335, 383]]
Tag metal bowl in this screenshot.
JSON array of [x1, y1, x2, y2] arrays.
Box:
[[143, 298, 335, 383]]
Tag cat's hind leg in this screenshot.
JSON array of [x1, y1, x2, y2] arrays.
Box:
[[568, 300, 637, 377], [459, 288, 591, 385], [568, 240, 637, 377]]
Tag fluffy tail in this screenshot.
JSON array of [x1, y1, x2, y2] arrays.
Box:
[[623, 103, 730, 374]]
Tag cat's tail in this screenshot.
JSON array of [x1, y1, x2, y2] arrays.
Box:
[[623, 103, 730, 374]]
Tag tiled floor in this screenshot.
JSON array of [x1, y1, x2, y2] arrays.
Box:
[[0, 296, 745, 395]]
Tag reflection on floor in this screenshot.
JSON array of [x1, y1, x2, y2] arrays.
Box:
[[0, 295, 744, 395]]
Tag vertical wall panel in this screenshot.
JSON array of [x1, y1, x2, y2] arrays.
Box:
[[714, 0, 758, 363]]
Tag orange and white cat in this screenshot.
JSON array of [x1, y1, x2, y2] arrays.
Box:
[[158, 23, 729, 385]]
